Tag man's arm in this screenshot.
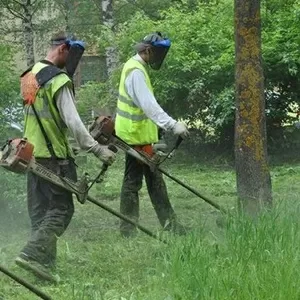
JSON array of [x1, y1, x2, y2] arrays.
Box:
[[55, 85, 116, 165], [55, 85, 97, 150], [125, 69, 177, 131]]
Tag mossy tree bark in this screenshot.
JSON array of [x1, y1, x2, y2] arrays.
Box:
[[234, 0, 272, 215]]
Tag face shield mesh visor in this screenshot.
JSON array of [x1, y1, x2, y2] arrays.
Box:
[[136, 32, 171, 70], [148, 37, 171, 70], [64, 40, 85, 77], [51, 38, 85, 77], [149, 45, 170, 70]]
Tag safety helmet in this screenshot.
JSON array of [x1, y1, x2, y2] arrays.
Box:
[[136, 32, 171, 70], [51, 35, 85, 77]]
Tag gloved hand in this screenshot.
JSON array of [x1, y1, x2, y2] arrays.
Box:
[[72, 146, 80, 156], [153, 140, 169, 157], [90, 144, 116, 165], [172, 122, 189, 139]]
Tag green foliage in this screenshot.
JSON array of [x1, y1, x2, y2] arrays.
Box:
[[1, 0, 299, 149], [0, 44, 23, 143], [109, 0, 300, 146], [0, 170, 27, 223], [75, 82, 116, 122], [114, 2, 235, 138], [262, 0, 300, 124], [0, 44, 24, 216]]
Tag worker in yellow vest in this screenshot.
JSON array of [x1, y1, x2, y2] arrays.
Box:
[[115, 32, 189, 237], [16, 31, 116, 282]]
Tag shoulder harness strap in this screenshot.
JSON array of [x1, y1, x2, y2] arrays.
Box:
[[35, 65, 65, 87]]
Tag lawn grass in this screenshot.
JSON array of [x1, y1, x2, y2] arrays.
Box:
[[1, 153, 300, 299]]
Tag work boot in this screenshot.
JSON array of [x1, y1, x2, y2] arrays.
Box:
[[15, 253, 59, 283], [163, 221, 189, 236]]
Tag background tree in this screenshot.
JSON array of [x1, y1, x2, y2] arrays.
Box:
[[0, 0, 300, 158], [234, 0, 272, 214], [0, 0, 44, 66], [100, 0, 118, 78]]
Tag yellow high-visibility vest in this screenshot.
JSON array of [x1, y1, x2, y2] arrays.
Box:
[[115, 58, 158, 145], [24, 62, 73, 158]]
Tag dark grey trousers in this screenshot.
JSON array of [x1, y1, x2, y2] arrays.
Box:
[[21, 158, 77, 266], [120, 154, 177, 235]]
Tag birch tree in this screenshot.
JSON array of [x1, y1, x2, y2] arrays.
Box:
[[0, 0, 45, 66], [101, 0, 118, 77]]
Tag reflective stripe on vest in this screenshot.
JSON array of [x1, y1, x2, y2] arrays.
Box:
[[118, 94, 138, 108], [116, 107, 148, 121], [115, 58, 158, 145]]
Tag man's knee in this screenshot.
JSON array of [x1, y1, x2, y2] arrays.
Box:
[[122, 174, 143, 193], [44, 191, 74, 234], [43, 207, 73, 237], [56, 199, 74, 230]]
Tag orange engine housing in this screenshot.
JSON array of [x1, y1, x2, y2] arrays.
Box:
[[0, 138, 34, 174], [89, 115, 115, 145]]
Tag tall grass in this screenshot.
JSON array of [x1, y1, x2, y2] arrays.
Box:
[[140, 202, 300, 300]]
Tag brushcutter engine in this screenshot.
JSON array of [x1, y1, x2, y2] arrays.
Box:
[[89, 115, 115, 145], [89, 115, 181, 167], [0, 138, 33, 174]]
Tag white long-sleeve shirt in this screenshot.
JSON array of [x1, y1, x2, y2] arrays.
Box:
[[124, 54, 176, 131]]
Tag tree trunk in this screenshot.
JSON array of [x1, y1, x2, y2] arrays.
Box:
[[101, 0, 117, 78], [63, 0, 72, 33], [234, 0, 272, 215], [22, 14, 35, 66]]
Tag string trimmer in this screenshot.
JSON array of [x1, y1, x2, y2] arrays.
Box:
[[0, 116, 226, 244], [0, 138, 168, 244], [0, 264, 51, 300], [89, 116, 227, 214]]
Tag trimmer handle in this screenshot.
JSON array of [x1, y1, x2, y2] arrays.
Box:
[[108, 144, 118, 154], [174, 136, 183, 149]]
